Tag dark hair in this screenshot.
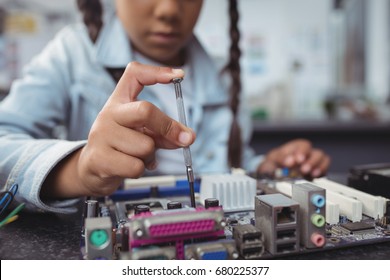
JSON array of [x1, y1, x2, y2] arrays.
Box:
[[77, 0, 243, 167], [77, 0, 103, 42], [224, 0, 242, 168], [0, 7, 7, 34]]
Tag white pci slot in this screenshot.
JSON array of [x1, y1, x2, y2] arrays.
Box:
[[325, 201, 340, 225], [313, 177, 385, 219], [274, 181, 293, 196], [325, 190, 362, 222], [274, 181, 340, 224]]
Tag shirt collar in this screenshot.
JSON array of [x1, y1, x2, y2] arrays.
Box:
[[95, 14, 133, 68]]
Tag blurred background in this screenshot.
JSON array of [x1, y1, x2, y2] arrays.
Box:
[[0, 0, 389, 173]]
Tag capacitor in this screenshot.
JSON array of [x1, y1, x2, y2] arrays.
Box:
[[167, 201, 182, 210], [134, 204, 150, 215], [205, 198, 219, 209]]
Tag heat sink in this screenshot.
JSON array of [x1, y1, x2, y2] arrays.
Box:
[[200, 174, 257, 212]]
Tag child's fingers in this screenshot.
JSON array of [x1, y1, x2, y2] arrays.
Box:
[[111, 61, 184, 103], [302, 149, 330, 177], [113, 100, 195, 148], [274, 139, 312, 167]]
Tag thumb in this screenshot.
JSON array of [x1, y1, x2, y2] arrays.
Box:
[[110, 61, 185, 103]]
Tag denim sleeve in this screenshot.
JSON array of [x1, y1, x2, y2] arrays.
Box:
[[0, 135, 86, 214], [0, 27, 87, 214]]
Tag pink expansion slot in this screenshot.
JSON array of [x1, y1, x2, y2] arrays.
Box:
[[149, 219, 216, 237], [129, 207, 225, 248], [130, 230, 224, 248]]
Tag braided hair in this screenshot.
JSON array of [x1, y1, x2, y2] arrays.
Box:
[[224, 0, 243, 168], [77, 0, 103, 42]]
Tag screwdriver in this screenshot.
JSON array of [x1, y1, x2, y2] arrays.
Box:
[[172, 78, 196, 208]]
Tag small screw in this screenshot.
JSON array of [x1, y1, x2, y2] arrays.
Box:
[[172, 77, 183, 84]]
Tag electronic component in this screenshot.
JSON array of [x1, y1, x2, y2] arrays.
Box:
[[128, 207, 226, 248], [84, 199, 99, 218], [200, 174, 256, 212], [274, 180, 340, 225], [348, 162, 390, 198], [325, 189, 362, 222], [121, 246, 176, 260], [80, 174, 390, 260], [339, 221, 376, 235], [255, 193, 299, 255], [185, 240, 239, 260], [233, 224, 265, 259], [339, 215, 348, 224], [314, 177, 386, 219], [134, 204, 150, 215], [114, 177, 201, 201], [280, 180, 362, 222], [119, 198, 167, 217], [167, 201, 182, 210], [204, 198, 219, 209], [84, 217, 113, 260], [377, 201, 390, 228], [292, 183, 326, 248], [325, 201, 340, 225]]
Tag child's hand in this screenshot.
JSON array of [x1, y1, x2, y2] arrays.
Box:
[[43, 62, 195, 198], [257, 139, 330, 178]]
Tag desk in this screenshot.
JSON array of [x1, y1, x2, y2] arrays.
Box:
[[0, 203, 82, 260], [1, 176, 390, 260]]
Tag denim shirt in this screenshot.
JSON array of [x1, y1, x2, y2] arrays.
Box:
[[0, 15, 262, 213]]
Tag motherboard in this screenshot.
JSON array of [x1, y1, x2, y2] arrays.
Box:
[[80, 173, 390, 260]]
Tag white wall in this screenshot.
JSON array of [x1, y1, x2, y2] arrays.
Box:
[[195, 0, 333, 119], [0, 0, 77, 89], [366, 0, 390, 103]]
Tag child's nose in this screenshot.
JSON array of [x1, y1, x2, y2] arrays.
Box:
[[153, 0, 182, 21]]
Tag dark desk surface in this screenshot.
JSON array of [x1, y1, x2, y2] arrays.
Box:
[[0, 204, 82, 260], [1, 176, 390, 260]]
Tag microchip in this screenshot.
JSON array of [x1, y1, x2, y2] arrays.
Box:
[[340, 222, 375, 234]]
